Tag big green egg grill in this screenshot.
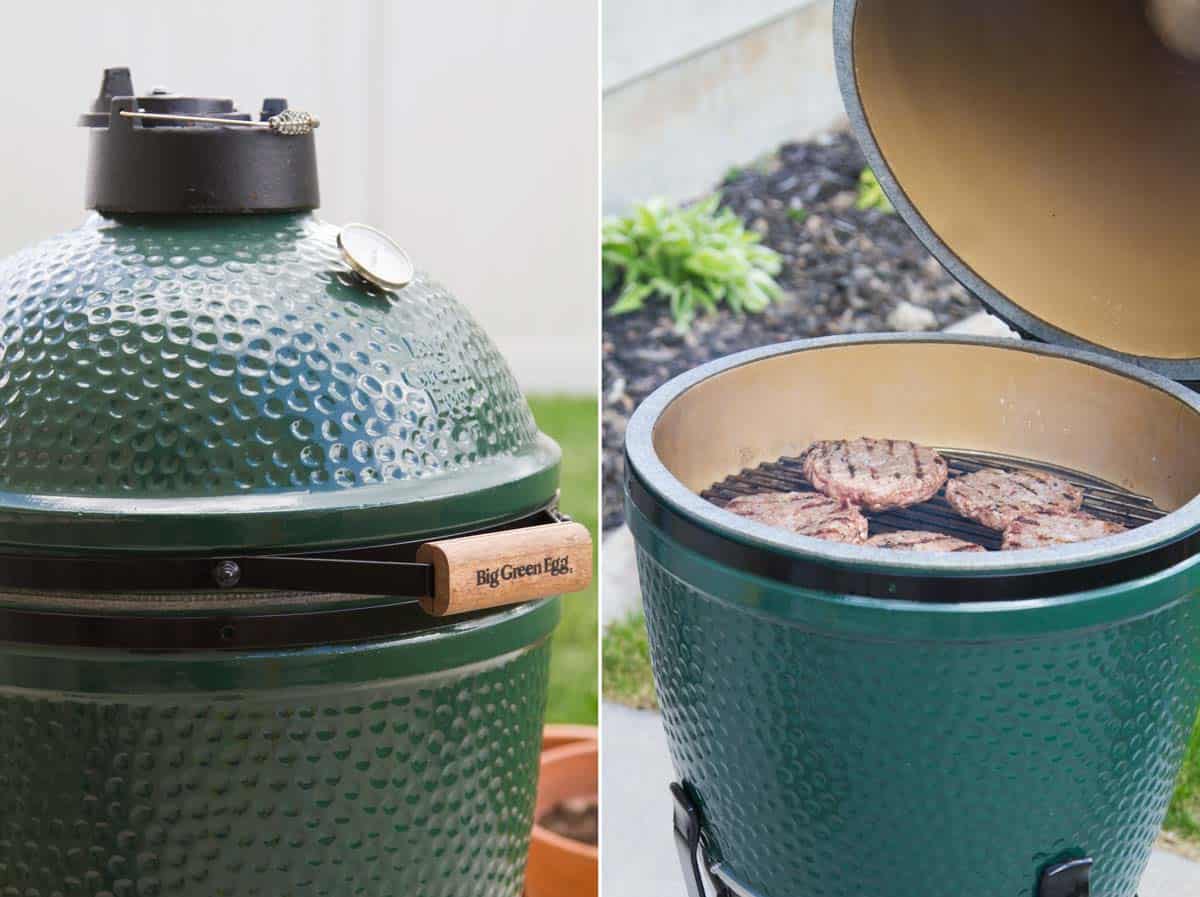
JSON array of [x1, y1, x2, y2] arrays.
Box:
[[0, 68, 591, 896], [624, 5, 1200, 896]]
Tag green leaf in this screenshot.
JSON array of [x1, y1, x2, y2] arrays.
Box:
[[856, 168, 895, 213], [608, 281, 653, 316], [600, 194, 782, 328]]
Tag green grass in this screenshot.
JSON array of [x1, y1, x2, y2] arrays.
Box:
[[602, 610, 656, 710], [528, 395, 598, 725], [1166, 714, 1200, 842]]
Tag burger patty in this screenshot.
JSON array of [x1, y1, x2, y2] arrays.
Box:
[[724, 491, 869, 544], [865, 530, 986, 553], [1001, 511, 1127, 550], [945, 467, 1083, 530], [802, 438, 948, 512]]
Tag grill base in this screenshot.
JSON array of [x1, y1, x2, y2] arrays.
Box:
[[637, 540, 1199, 897], [701, 447, 1166, 551]]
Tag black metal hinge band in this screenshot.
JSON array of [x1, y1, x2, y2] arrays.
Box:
[[0, 505, 561, 599], [0, 504, 573, 651], [0, 552, 436, 597]]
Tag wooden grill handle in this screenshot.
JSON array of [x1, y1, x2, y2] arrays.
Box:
[[416, 521, 593, 617]]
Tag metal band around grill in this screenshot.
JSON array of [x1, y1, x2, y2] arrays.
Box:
[[0, 504, 592, 651], [0, 601, 450, 654], [626, 465, 1200, 603]]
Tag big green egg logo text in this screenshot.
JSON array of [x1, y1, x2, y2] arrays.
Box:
[[476, 556, 573, 589]]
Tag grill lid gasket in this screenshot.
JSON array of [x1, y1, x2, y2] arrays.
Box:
[[624, 334, 1200, 601]]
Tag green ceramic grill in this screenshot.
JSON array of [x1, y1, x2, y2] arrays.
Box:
[[0, 67, 591, 896], [626, 337, 1200, 897], [624, 6, 1200, 895]]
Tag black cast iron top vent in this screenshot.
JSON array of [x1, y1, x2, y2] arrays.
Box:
[[78, 66, 320, 214]]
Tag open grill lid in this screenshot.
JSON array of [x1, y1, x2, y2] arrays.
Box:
[[0, 68, 561, 557], [834, 0, 1200, 384]]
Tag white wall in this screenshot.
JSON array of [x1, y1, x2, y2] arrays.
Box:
[[603, 0, 802, 89], [602, 0, 845, 212], [0, 0, 598, 394]]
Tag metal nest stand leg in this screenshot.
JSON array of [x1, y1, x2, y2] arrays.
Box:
[[671, 783, 734, 897], [673, 782, 1099, 897], [1039, 858, 1093, 897]]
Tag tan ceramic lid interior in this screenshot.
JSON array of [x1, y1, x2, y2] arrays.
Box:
[[852, 0, 1200, 363]]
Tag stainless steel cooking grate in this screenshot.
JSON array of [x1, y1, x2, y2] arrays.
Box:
[[701, 447, 1167, 550]]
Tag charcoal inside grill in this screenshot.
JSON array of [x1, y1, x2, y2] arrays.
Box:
[[701, 448, 1166, 551]]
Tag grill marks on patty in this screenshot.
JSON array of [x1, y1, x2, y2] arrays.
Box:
[[945, 468, 1084, 531], [1001, 511, 1127, 550], [725, 491, 869, 544], [802, 438, 948, 512], [711, 443, 1128, 552], [865, 531, 986, 553]]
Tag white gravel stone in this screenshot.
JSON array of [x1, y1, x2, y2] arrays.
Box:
[[943, 311, 1020, 339], [887, 300, 938, 332]]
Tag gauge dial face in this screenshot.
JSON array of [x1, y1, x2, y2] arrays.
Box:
[[337, 223, 415, 290]]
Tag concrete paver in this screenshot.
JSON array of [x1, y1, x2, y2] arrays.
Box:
[[600, 524, 642, 626]]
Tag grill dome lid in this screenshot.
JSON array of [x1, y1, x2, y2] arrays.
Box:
[[0, 69, 558, 554], [835, 0, 1200, 383]]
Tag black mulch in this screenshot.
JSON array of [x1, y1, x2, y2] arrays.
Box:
[[602, 131, 981, 530]]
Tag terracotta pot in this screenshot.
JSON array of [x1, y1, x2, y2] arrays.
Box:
[[541, 723, 598, 754], [526, 738, 598, 897]]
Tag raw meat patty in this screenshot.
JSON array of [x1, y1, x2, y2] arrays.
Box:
[[866, 530, 986, 553], [802, 438, 948, 512], [724, 491, 869, 544], [1001, 511, 1126, 550], [945, 467, 1083, 530]]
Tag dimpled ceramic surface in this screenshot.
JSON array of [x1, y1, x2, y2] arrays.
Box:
[[636, 546, 1200, 897], [0, 212, 552, 552], [0, 631, 552, 896]]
